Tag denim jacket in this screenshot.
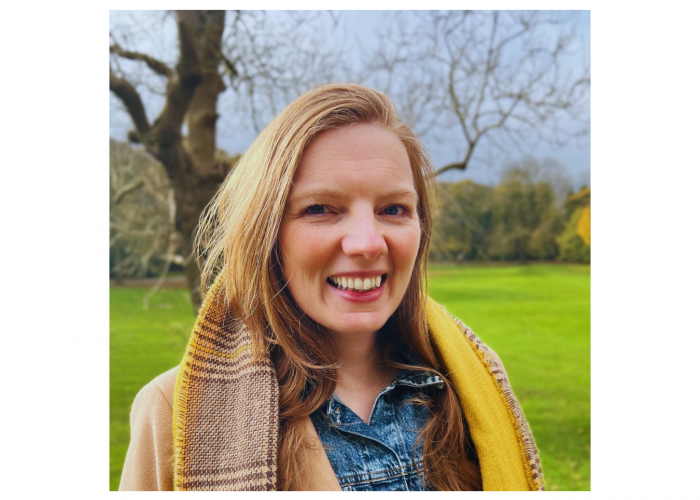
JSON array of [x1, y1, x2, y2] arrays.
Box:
[[310, 368, 445, 491]]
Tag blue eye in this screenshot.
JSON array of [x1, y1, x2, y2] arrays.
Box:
[[306, 204, 327, 215], [383, 205, 406, 216]]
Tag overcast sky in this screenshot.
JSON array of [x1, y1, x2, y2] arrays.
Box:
[[110, 10, 590, 188]]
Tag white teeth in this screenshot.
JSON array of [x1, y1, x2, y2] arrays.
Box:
[[329, 275, 384, 291]]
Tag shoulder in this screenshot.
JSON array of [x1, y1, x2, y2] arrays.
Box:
[[133, 366, 179, 411], [119, 366, 179, 491]]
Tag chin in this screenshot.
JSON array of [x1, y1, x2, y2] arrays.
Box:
[[322, 312, 389, 336]]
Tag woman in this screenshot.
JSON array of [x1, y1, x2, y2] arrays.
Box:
[[119, 83, 544, 491]]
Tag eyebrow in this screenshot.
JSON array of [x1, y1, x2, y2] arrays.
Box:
[[289, 188, 418, 204]]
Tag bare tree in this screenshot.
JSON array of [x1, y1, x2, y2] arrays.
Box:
[[365, 10, 590, 176], [110, 11, 230, 310], [110, 10, 347, 310]]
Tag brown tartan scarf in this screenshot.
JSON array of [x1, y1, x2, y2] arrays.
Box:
[[173, 274, 544, 491]]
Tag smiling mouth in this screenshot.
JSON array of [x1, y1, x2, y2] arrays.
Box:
[[327, 274, 387, 292]]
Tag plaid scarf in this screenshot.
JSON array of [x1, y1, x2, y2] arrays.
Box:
[[173, 275, 544, 491]]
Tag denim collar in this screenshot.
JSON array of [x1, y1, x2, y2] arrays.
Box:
[[323, 366, 445, 424], [324, 364, 445, 415], [393, 351, 445, 390], [393, 368, 445, 390]]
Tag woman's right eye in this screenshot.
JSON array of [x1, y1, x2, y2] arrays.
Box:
[[305, 204, 328, 215]]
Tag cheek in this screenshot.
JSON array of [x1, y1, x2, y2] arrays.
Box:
[[390, 223, 421, 294], [278, 222, 335, 284], [390, 224, 422, 273]]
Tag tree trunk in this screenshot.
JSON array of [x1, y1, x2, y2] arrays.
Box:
[[177, 11, 227, 311], [172, 152, 223, 311], [110, 10, 230, 312]]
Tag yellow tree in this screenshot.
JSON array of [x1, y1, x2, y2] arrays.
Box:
[[568, 187, 591, 247], [556, 187, 590, 262]]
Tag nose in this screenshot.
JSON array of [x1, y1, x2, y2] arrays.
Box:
[[341, 209, 387, 260]]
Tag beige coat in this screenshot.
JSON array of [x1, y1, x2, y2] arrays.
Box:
[[119, 366, 342, 491]]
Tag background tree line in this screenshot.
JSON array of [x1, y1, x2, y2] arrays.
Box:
[[431, 158, 590, 263]]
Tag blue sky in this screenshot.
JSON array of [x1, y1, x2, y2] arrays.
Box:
[[110, 10, 590, 189]]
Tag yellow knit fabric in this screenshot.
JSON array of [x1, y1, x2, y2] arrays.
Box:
[[426, 297, 534, 491]]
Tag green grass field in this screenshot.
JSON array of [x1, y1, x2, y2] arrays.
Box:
[[110, 264, 590, 491]]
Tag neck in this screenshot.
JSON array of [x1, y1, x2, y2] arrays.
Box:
[[330, 330, 394, 393]]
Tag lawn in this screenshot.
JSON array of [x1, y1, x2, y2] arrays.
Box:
[[110, 263, 590, 491], [427, 264, 590, 491]]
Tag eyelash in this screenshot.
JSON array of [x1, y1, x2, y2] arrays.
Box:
[[302, 204, 411, 217]]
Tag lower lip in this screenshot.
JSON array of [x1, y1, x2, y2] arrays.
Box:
[[328, 279, 385, 303]]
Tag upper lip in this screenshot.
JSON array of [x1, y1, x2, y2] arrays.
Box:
[[328, 270, 387, 278]]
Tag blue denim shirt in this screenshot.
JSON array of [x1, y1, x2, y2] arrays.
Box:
[[310, 368, 445, 491]]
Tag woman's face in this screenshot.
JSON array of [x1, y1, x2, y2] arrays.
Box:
[[278, 123, 421, 338]]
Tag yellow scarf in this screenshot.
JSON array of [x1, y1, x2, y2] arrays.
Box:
[[425, 298, 544, 491]]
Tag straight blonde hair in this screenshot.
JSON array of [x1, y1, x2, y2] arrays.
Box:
[[195, 83, 481, 490]]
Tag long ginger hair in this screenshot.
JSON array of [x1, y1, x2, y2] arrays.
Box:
[[195, 83, 482, 490]]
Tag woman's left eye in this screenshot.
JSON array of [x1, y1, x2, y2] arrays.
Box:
[[382, 205, 407, 216]]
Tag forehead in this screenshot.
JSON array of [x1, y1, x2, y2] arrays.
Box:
[[292, 123, 414, 189]]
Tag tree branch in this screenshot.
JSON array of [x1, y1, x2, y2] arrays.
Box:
[[174, 13, 202, 87], [435, 140, 477, 176], [113, 177, 145, 204], [436, 120, 489, 176], [148, 13, 203, 159], [219, 51, 240, 86], [110, 43, 173, 78], [436, 161, 468, 176], [480, 94, 522, 134], [471, 12, 499, 136], [109, 70, 150, 134], [448, 59, 473, 144], [160, 16, 201, 122]]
